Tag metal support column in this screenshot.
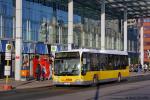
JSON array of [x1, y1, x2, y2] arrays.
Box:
[[13, 17, 15, 39], [96, 34, 99, 48], [15, 0, 23, 80], [68, 0, 73, 50], [124, 9, 127, 52], [0, 15, 3, 38], [140, 23, 144, 66], [101, 0, 105, 50], [52, 2, 57, 44], [26, 20, 29, 40], [29, 20, 31, 40], [90, 33, 92, 48]]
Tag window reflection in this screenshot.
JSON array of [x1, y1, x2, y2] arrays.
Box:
[[0, 0, 13, 39]]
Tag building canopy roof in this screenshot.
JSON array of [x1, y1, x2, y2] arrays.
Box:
[[73, 0, 150, 19], [28, 0, 150, 19]]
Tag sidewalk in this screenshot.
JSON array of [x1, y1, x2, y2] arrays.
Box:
[[0, 72, 150, 92], [0, 78, 53, 92], [130, 71, 150, 77]]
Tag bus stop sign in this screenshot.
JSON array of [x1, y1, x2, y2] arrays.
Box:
[[51, 46, 57, 52], [5, 44, 12, 60]]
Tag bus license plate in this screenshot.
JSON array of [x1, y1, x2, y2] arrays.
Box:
[[64, 83, 70, 85]]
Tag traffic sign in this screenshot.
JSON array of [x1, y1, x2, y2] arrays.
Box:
[[51, 46, 57, 52], [4, 66, 11, 76], [5, 44, 12, 60]]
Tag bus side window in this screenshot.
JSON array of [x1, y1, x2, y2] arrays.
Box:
[[100, 63, 105, 71], [99, 66, 103, 71]]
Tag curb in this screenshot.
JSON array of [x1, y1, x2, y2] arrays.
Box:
[[0, 80, 53, 92], [15, 84, 53, 90], [0, 73, 150, 92], [0, 83, 53, 92], [130, 73, 150, 77]]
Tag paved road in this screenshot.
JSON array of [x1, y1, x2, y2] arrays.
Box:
[[0, 74, 150, 100], [99, 80, 150, 100]]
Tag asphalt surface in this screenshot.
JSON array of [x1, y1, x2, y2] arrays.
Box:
[[99, 80, 150, 100], [0, 74, 150, 100]]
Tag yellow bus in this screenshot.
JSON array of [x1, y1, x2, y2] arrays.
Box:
[[53, 49, 129, 85]]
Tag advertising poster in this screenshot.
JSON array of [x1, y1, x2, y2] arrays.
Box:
[[22, 54, 29, 70]]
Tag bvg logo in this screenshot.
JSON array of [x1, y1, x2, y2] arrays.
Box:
[[7, 45, 11, 50]]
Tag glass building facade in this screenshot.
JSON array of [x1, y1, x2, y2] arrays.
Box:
[[0, 0, 138, 78], [0, 0, 124, 51], [127, 20, 139, 64], [143, 18, 150, 64]]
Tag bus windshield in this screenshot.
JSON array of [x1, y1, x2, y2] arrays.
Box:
[[54, 52, 80, 76]]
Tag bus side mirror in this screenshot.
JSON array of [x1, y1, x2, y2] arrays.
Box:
[[81, 62, 87, 76], [81, 65, 87, 76], [83, 58, 86, 64]]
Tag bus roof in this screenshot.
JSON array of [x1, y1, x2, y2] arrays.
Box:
[[56, 49, 128, 55]]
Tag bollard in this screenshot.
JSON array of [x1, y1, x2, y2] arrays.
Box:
[[21, 67, 30, 81], [3, 61, 12, 91]]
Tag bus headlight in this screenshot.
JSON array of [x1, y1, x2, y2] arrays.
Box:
[[54, 77, 59, 82], [53, 79, 59, 83]]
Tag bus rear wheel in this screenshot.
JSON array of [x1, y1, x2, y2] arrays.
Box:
[[117, 73, 121, 82], [92, 75, 98, 86]]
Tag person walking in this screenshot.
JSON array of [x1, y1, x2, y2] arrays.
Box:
[[36, 64, 41, 81], [41, 66, 46, 81], [137, 64, 142, 73], [144, 63, 148, 73]]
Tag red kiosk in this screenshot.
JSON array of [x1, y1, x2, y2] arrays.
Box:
[[33, 55, 51, 79]]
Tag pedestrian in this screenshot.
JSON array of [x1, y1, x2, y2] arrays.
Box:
[[137, 64, 142, 73], [22, 63, 26, 70], [144, 63, 148, 73], [36, 63, 41, 81], [48, 57, 53, 80], [48, 63, 52, 80], [41, 66, 46, 81]]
